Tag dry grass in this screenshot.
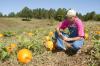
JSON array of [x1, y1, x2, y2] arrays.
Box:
[[0, 17, 57, 32]]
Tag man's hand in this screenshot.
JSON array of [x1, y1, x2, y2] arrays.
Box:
[[57, 32, 71, 41], [58, 32, 62, 36], [63, 37, 82, 41], [63, 40, 72, 48], [58, 32, 64, 40], [63, 37, 71, 41]]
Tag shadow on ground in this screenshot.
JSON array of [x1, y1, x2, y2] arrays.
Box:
[[52, 48, 78, 56]]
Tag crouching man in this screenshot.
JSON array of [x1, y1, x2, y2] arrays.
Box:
[[54, 9, 84, 53]]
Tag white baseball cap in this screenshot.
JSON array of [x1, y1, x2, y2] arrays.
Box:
[[66, 9, 76, 17]]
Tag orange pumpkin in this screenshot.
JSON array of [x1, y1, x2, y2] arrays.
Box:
[[45, 36, 51, 41], [49, 32, 54, 36], [0, 33, 4, 37], [28, 32, 33, 36], [95, 31, 100, 35], [10, 43, 17, 49], [17, 49, 32, 64], [45, 41, 54, 51]]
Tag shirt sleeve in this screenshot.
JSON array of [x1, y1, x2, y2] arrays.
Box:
[[56, 20, 69, 30], [76, 20, 84, 37]]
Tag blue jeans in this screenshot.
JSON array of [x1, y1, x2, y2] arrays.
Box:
[[55, 32, 84, 51]]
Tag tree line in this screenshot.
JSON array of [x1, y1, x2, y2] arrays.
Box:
[[0, 7, 100, 21]]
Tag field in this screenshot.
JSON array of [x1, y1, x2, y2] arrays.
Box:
[[0, 18, 100, 66]]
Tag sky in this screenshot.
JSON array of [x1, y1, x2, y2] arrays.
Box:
[[0, 0, 100, 15]]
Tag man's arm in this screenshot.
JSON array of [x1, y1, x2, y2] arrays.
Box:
[[63, 36, 82, 41], [55, 22, 64, 36], [56, 23, 83, 41]]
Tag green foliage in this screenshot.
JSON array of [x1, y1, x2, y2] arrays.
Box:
[[93, 35, 100, 40], [3, 31, 15, 37], [0, 43, 10, 61], [0, 49, 10, 61], [16, 30, 46, 55], [93, 41, 100, 59], [48, 8, 56, 19], [76, 13, 84, 20], [32, 8, 67, 21], [32, 8, 46, 19], [1, 7, 100, 21], [3, 14, 7, 17], [83, 11, 96, 21], [8, 12, 15, 17], [55, 8, 67, 21], [19, 7, 33, 20], [95, 14, 100, 21], [0, 12, 3, 17]]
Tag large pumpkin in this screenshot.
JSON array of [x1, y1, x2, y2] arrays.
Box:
[[45, 41, 54, 51], [17, 49, 32, 64]]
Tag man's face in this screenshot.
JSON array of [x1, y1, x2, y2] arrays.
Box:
[[67, 16, 74, 22]]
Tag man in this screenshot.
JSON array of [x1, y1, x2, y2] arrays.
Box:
[[54, 9, 84, 52]]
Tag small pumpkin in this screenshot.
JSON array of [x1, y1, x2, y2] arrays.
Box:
[[0, 33, 4, 37], [95, 31, 100, 35], [45, 41, 54, 51], [49, 31, 54, 36], [17, 49, 32, 64], [45, 36, 51, 41], [28, 32, 33, 36], [10, 43, 17, 49]]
